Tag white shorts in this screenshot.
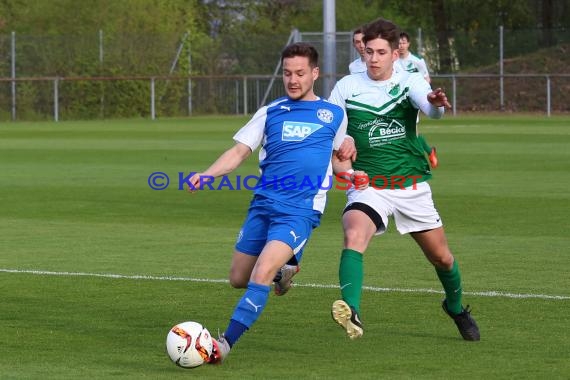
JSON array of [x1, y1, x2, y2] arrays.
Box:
[[345, 181, 442, 235]]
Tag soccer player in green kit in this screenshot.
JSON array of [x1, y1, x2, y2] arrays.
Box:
[[328, 18, 480, 341]]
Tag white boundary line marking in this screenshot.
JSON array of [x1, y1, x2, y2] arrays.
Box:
[[2, 268, 569, 300]]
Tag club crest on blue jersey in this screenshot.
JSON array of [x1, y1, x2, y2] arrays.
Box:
[[317, 108, 334, 123], [282, 121, 323, 141]]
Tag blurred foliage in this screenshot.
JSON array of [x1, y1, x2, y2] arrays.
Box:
[[0, 0, 568, 119]]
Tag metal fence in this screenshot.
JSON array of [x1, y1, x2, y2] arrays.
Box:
[[1, 27, 569, 121], [1, 73, 568, 122], [298, 27, 570, 75], [3, 27, 568, 77]]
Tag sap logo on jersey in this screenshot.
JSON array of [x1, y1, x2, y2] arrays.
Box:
[[282, 121, 323, 141]]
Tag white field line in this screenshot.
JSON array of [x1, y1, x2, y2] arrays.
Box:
[[2, 268, 569, 300]]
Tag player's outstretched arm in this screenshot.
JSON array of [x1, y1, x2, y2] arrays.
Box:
[[187, 142, 251, 192], [410, 79, 448, 120], [428, 88, 451, 109]]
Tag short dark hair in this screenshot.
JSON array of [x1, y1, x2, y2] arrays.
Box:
[[399, 31, 410, 42], [281, 42, 319, 68], [362, 18, 400, 50], [352, 27, 363, 36]]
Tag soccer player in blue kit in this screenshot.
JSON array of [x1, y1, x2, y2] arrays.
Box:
[[187, 42, 350, 363]]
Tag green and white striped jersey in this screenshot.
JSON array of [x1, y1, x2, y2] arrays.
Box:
[[329, 69, 444, 187], [397, 52, 430, 81]]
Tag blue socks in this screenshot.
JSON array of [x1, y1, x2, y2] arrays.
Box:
[[224, 282, 270, 346]]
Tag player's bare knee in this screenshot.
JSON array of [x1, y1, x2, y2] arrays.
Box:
[[344, 228, 369, 250], [228, 271, 248, 288], [431, 253, 454, 270], [249, 264, 278, 286], [229, 277, 248, 288]]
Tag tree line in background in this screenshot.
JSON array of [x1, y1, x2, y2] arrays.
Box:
[[1, 0, 569, 75], [0, 0, 568, 119]]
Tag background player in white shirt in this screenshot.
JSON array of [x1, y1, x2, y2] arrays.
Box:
[[348, 27, 367, 74], [397, 31, 431, 82]]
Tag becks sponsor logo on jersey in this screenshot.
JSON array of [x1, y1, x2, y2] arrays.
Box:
[[281, 121, 323, 141], [365, 119, 407, 141], [378, 125, 406, 137]]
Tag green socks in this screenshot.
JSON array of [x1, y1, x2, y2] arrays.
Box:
[[339, 249, 364, 314], [436, 260, 463, 314], [339, 248, 463, 315]]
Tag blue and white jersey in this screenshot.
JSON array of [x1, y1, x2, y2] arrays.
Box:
[[234, 96, 347, 216]]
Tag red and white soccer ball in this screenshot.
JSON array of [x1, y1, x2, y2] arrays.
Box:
[[166, 321, 213, 368]]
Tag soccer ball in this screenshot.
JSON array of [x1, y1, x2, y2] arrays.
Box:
[[166, 321, 213, 368]]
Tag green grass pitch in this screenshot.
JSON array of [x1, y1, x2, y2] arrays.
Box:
[[1, 115, 569, 379]]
